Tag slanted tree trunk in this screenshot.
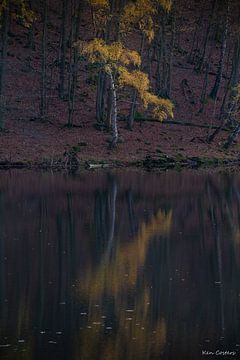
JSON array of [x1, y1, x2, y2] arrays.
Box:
[[109, 72, 118, 148], [0, 2, 9, 130], [39, 0, 48, 121], [209, 0, 229, 100]]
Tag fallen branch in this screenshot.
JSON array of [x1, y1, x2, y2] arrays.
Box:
[[135, 118, 229, 131]]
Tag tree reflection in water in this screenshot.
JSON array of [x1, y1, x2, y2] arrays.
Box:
[[0, 170, 239, 359]]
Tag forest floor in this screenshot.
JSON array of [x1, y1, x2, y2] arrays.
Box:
[[1, 0, 240, 170], [0, 116, 239, 170]]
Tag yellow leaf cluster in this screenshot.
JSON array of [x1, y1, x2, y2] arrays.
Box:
[[158, 0, 172, 12], [119, 67, 174, 120], [79, 39, 141, 69], [118, 68, 150, 94], [88, 0, 110, 30], [89, 0, 109, 8], [0, 0, 35, 27], [120, 0, 156, 41]]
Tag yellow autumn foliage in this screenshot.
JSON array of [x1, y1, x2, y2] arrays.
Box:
[[89, 0, 109, 8], [79, 39, 141, 68], [158, 0, 172, 12], [118, 68, 150, 93], [0, 0, 34, 27], [78, 38, 174, 121], [119, 67, 174, 121], [120, 0, 172, 41], [120, 0, 156, 41]]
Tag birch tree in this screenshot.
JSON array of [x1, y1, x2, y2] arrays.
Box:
[[77, 38, 174, 148]]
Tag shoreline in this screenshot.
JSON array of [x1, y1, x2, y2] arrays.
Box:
[[0, 154, 239, 172]]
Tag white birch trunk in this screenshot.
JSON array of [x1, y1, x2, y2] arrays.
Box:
[[109, 72, 118, 147]]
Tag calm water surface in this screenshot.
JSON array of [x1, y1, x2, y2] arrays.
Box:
[[0, 169, 240, 359]]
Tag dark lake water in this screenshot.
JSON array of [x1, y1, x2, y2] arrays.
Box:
[[0, 169, 240, 359]]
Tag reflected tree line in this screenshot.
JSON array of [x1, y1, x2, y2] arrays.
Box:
[[0, 172, 239, 359]]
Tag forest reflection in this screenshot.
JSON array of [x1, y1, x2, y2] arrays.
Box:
[[0, 170, 240, 359]]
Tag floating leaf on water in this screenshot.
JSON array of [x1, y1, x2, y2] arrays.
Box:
[[0, 344, 11, 348]]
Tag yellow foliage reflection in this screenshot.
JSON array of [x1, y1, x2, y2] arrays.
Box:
[[76, 209, 172, 359]]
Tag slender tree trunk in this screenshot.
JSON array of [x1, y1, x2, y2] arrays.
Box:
[[67, 0, 81, 127], [109, 72, 118, 148], [127, 34, 145, 130], [96, 71, 106, 125], [209, 0, 229, 100], [160, 12, 168, 97], [106, 86, 113, 131], [59, 0, 68, 99], [195, 0, 217, 73], [199, 61, 210, 114], [167, 5, 176, 97], [188, 1, 205, 64], [0, 2, 9, 130], [155, 26, 162, 95], [223, 123, 240, 149], [26, 0, 35, 49], [39, 0, 48, 121]]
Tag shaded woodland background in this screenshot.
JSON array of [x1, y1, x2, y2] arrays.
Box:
[[1, 0, 240, 162]]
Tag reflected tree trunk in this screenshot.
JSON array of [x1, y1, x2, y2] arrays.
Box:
[[106, 177, 117, 258]]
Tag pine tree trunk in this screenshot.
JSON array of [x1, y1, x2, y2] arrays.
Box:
[[0, 2, 9, 130]]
